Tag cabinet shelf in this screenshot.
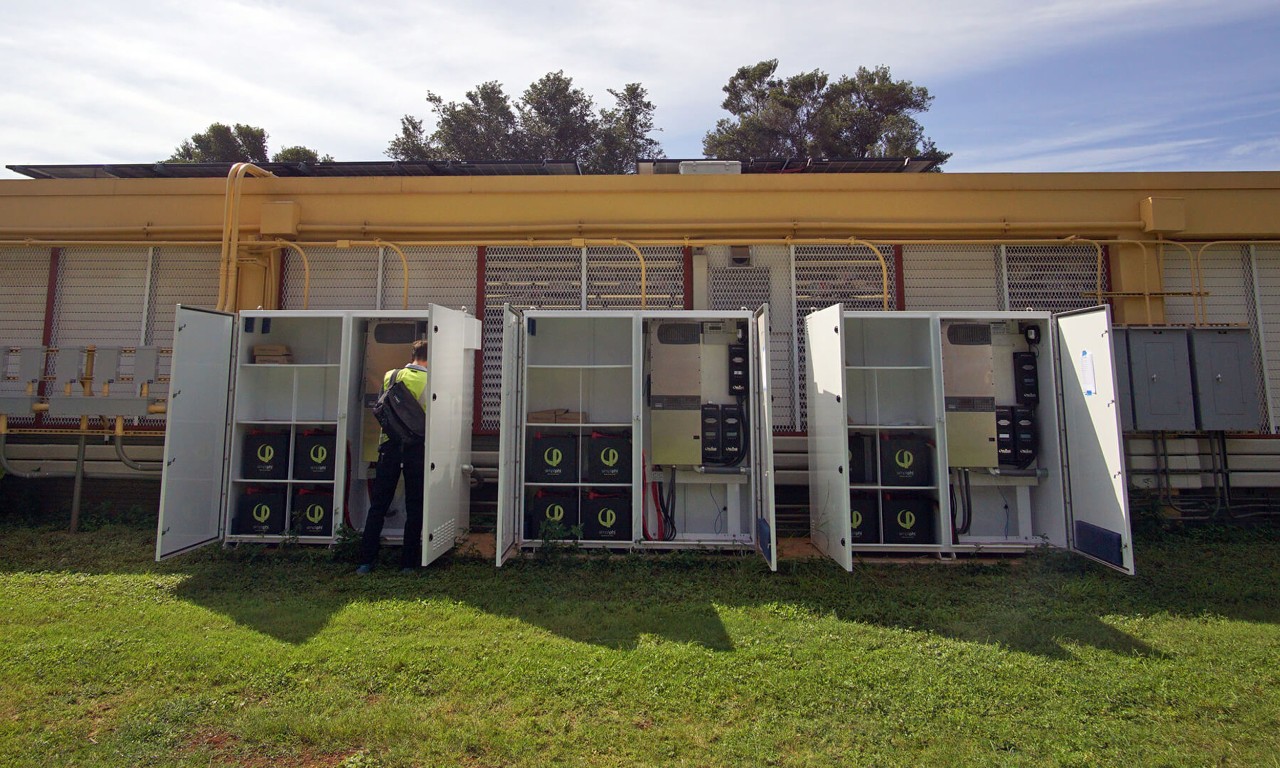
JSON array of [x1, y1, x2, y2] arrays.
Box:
[[846, 423, 934, 431], [527, 364, 632, 370], [240, 363, 341, 369], [846, 365, 932, 371], [525, 422, 633, 429]]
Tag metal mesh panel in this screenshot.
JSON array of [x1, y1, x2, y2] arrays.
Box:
[[282, 246, 380, 309], [1163, 244, 1250, 326], [47, 248, 150, 425], [1004, 245, 1104, 312], [793, 244, 896, 430], [903, 244, 1000, 310], [586, 246, 684, 309], [379, 246, 478, 311], [145, 246, 221, 408], [0, 248, 50, 401], [480, 247, 583, 430], [709, 246, 797, 430], [1250, 246, 1280, 432]]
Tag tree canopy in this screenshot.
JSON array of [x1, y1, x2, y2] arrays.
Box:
[[703, 61, 950, 168], [167, 123, 332, 164], [386, 72, 664, 174]]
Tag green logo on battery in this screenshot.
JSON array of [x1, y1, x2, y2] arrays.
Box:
[[897, 509, 916, 530], [253, 503, 272, 523], [544, 448, 563, 467], [600, 447, 619, 468], [894, 449, 915, 470], [546, 504, 565, 522], [306, 504, 325, 524], [598, 507, 617, 528], [310, 444, 328, 464], [257, 444, 274, 463], [852, 510, 863, 528]]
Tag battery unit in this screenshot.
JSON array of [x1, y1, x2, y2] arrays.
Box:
[[1014, 407, 1037, 466], [241, 430, 289, 480], [581, 489, 632, 541], [585, 431, 631, 483], [1014, 352, 1039, 405], [727, 343, 749, 398], [881, 493, 936, 545], [879, 434, 932, 487], [721, 404, 744, 463], [525, 432, 578, 483], [700, 404, 723, 464], [292, 487, 334, 537], [524, 488, 579, 539], [848, 433, 874, 484], [293, 429, 336, 480], [849, 491, 881, 543], [995, 407, 1017, 466], [232, 487, 286, 535]]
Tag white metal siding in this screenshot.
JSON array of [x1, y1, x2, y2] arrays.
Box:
[[0, 248, 50, 401]]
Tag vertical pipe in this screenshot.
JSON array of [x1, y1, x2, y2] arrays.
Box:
[[70, 432, 86, 533], [788, 242, 801, 431], [1246, 245, 1276, 432], [893, 245, 906, 310], [140, 246, 155, 345], [376, 245, 386, 310], [473, 246, 487, 434], [579, 246, 588, 309], [998, 245, 1010, 311], [682, 246, 694, 310]]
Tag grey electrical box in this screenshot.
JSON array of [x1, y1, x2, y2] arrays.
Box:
[[1190, 328, 1260, 431], [1113, 329, 1135, 432], [1127, 328, 1195, 431]]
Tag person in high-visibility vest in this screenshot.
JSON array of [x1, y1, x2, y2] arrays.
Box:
[[357, 339, 429, 574]]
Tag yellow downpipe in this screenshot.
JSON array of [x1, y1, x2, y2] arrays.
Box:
[[273, 240, 312, 309], [374, 240, 411, 309], [218, 162, 275, 312]]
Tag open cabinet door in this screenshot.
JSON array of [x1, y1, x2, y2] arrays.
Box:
[[155, 306, 234, 560], [421, 306, 464, 567], [752, 305, 778, 571], [495, 305, 523, 566], [804, 304, 853, 571], [1055, 306, 1135, 574]]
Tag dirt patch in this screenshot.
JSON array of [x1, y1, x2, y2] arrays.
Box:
[[183, 729, 361, 767]]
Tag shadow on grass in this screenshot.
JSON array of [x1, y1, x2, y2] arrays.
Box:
[[2, 521, 1278, 659]]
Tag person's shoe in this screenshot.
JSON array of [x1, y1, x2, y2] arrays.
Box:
[[355, 564, 374, 575]]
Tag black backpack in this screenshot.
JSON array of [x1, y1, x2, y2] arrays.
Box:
[[372, 369, 426, 444]]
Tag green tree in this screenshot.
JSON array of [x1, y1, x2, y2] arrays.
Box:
[[386, 73, 664, 173], [703, 61, 950, 168], [167, 122, 331, 164], [592, 84, 664, 174], [167, 123, 269, 163], [271, 146, 334, 163]]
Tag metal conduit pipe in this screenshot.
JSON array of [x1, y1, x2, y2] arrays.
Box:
[[295, 219, 1148, 237], [218, 163, 275, 312], [604, 239, 648, 308], [0, 226, 230, 237], [113, 416, 160, 472], [373, 240, 411, 309], [0, 240, 219, 249], [272, 240, 312, 309]]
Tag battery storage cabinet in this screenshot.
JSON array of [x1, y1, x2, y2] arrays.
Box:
[[495, 308, 778, 569], [805, 305, 1135, 574], [156, 306, 481, 567]]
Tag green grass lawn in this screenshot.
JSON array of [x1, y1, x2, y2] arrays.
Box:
[[1, 521, 1279, 767]]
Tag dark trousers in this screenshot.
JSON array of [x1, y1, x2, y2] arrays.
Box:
[[359, 439, 425, 568]]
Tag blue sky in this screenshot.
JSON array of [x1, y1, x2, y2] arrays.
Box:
[[0, 0, 1276, 178]]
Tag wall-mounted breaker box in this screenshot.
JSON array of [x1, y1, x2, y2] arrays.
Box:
[[1189, 328, 1261, 431], [495, 307, 778, 569], [1125, 327, 1196, 431], [155, 305, 481, 566], [805, 305, 1134, 574]]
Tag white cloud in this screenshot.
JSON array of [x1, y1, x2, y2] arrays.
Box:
[[0, 0, 1276, 175]]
